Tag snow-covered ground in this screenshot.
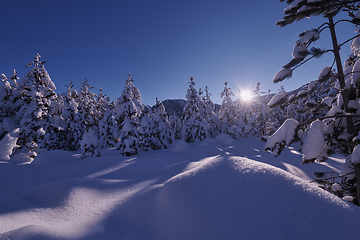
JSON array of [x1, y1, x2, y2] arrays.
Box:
[[0, 135, 359, 240]]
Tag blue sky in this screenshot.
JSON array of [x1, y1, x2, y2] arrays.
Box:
[[0, 0, 357, 105]]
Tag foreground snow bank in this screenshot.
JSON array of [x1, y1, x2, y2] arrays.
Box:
[[0, 138, 359, 240], [154, 156, 357, 240]]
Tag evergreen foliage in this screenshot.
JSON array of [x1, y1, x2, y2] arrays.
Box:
[[182, 77, 210, 142], [266, 0, 360, 205]]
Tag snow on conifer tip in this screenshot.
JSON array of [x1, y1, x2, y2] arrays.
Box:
[[268, 93, 286, 108], [273, 68, 293, 83]]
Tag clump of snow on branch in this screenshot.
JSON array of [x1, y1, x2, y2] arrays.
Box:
[[318, 66, 332, 81], [268, 93, 286, 108], [273, 68, 293, 83], [321, 97, 334, 107], [264, 119, 299, 157], [298, 29, 320, 45], [308, 81, 316, 91], [0, 128, 20, 161], [351, 144, 360, 165], [301, 120, 327, 163], [296, 89, 308, 98]]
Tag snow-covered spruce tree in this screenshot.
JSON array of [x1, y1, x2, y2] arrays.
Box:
[[95, 88, 111, 123], [200, 86, 221, 138], [16, 54, 60, 150], [181, 77, 210, 143], [97, 88, 118, 149], [98, 107, 118, 149], [151, 98, 174, 149], [118, 106, 140, 156], [251, 82, 272, 136], [56, 81, 83, 151], [266, 1, 360, 205], [115, 74, 142, 156], [0, 74, 12, 117], [169, 114, 182, 140], [138, 106, 154, 151], [219, 82, 238, 136], [77, 79, 98, 133], [0, 70, 20, 121]]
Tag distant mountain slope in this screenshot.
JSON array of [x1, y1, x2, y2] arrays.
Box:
[[162, 99, 186, 116], [160, 99, 220, 117]]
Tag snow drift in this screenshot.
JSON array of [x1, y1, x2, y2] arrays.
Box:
[[0, 138, 359, 240]]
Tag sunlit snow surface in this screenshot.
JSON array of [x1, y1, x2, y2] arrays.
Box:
[[0, 137, 359, 240]]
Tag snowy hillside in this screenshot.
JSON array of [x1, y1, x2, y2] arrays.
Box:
[[0, 136, 359, 240]]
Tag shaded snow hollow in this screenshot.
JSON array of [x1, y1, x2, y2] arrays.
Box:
[[0, 137, 359, 240]]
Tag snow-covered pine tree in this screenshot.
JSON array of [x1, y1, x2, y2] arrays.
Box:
[[0, 70, 21, 120], [251, 82, 272, 136], [200, 86, 221, 138], [116, 74, 142, 156], [16, 54, 60, 150], [98, 107, 118, 149], [95, 88, 111, 123], [181, 77, 210, 142], [118, 106, 140, 156], [151, 98, 174, 149], [115, 73, 142, 124], [266, 1, 360, 205], [138, 106, 154, 151], [219, 82, 238, 136], [169, 114, 182, 140], [96, 87, 118, 149], [0, 74, 11, 116], [77, 79, 98, 133], [56, 81, 83, 151]]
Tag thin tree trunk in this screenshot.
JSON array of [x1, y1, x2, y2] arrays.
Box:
[[328, 16, 354, 134], [328, 16, 360, 205]]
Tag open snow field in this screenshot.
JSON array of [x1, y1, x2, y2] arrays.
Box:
[[0, 135, 359, 240]]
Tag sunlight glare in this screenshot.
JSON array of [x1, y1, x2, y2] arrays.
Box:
[[240, 90, 253, 101]]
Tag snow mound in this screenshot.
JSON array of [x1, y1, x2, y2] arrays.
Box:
[[0, 138, 359, 240], [212, 133, 233, 146], [9, 153, 33, 164], [154, 156, 359, 240], [31, 150, 75, 166], [171, 140, 189, 152]]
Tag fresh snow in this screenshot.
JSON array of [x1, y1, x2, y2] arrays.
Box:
[[273, 68, 292, 83], [1, 137, 359, 240], [0, 128, 19, 161], [267, 92, 286, 108], [351, 144, 360, 165], [301, 120, 327, 162], [318, 66, 332, 80]]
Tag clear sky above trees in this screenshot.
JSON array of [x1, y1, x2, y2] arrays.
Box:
[[0, 0, 357, 105]]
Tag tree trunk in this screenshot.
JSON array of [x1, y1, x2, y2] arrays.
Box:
[[328, 16, 354, 134]]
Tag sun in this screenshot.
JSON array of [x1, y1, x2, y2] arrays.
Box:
[[240, 90, 253, 102]]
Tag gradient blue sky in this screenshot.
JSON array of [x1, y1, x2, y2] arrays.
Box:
[[0, 0, 357, 105]]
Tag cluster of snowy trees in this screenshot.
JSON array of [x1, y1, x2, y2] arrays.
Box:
[[265, 0, 360, 206], [0, 55, 286, 160]]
